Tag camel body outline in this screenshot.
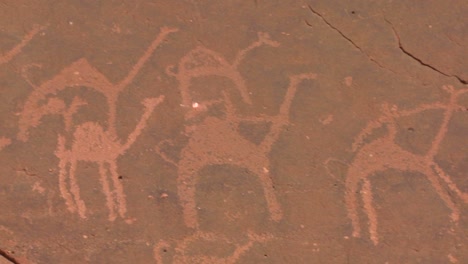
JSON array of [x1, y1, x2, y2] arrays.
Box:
[[340, 85, 468, 245]]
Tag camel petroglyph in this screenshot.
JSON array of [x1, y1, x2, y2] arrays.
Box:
[[17, 26, 178, 220], [336, 85, 468, 245], [156, 73, 317, 228], [55, 96, 164, 220]]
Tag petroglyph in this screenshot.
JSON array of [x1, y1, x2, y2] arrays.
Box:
[[341, 85, 468, 245], [153, 231, 272, 264], [55, 96, 164, 220], [17, 26, 177, 220], [0, 24, 46, 65], [165, 32, 279, 107], [157, 73, 317, 228]]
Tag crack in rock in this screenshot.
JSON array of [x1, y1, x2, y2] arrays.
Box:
[[384, 18, 467, 85], [306, 5, 395, 74], [0, 249, 19, 264]]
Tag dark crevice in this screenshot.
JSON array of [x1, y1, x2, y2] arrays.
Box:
[[384, 18, 467, 85], [0, 248, 20, 264], [306, 5, 396, 74]]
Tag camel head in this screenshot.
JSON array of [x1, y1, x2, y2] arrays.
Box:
[[17, 96, 88, 141], [17, 97, 66, 141]]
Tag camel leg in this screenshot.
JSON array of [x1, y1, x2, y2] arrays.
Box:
[[98, 162, 116, 221], [69, 160, 86, 218], [57, 158, 76, 213], [254, 166, 283, 222], [108, 161, 127, 218], [361, 179, 379, 245], [345, 169, 362, 238], [424, 168, 460, 222], [177, 165, 200, 228], [432, 163, 468, 203]]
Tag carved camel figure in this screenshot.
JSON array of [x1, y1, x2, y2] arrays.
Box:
[[165, 32, 279, 107], [157, 73, 317, 228], [344, 85, 468, 245], [55, 96, 164, 220], [17, 26, 177, 220]]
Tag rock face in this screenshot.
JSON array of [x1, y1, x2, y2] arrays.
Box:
[[0, 1, 467, 263]]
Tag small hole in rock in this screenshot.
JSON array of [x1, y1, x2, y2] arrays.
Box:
[[163, 249, 167, 253], [407, 127, 415, 132], [118, 175, 123, 180], [351, 11, 356, 14]]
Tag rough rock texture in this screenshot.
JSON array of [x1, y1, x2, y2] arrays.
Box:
[[0, 1, 466, 263]]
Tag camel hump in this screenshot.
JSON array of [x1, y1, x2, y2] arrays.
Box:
[[180, 46, 228, 72]]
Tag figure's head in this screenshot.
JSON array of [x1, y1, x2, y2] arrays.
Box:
[[17, 97, 66, 141]]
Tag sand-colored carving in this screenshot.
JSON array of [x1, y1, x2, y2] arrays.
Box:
[[0, 137, 11, 151], [344, 85, 468, 245], [165, 32, 279, 107], [16, 26, 178, 220], [0, 24, 46, 65], [157, 73, 317, 228], [55, 96, 164, 220], [153, 231, 272, 264]]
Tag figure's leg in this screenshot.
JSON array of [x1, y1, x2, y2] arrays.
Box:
[[109, 161, 127, 218], [361, 179, 379, 245], [98, 162, 116, 221], [177, 164, 200, 228], [345, 172, 362, 238], [254, 165, 283, 222], [57, 158, 76, 213], [69, 160, 86, 218], [432, 163, 468, 203], [424, 168, 460, 222]]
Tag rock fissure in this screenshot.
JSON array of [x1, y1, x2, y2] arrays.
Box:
[[307, 5, 395, 74], [0, 248, 19, 264], [385, 18, 467, 85]]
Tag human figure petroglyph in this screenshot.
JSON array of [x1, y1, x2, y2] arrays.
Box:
[[0, 24, 46, 65], [55, 96, 164, 220], [165, 32, 279, 107], [156, 73, 317, 228], [341, 85, 468, 245], [153, 230, 272, 264], [16, 26, 178, 220]]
